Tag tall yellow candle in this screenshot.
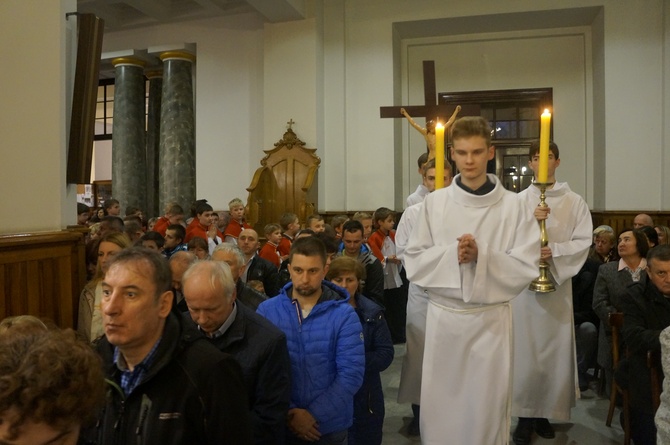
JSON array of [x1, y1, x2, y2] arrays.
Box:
[[435, 122, 445, 189], [537, 109, 552, 183]]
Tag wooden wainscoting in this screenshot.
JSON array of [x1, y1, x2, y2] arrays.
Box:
[[591, 211, 670, 236], [0, 230, 86, 329]]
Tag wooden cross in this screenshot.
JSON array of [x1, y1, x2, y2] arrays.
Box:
[[380, 60, 479, 123], [287, 118, 295, 129]]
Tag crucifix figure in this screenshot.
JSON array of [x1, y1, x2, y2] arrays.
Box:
[[380, 60, 480, 161]]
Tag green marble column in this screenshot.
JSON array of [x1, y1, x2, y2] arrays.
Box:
[[111, 57, 146, 215], [145, 70, 162, 219], [158, 51, 196, 213]]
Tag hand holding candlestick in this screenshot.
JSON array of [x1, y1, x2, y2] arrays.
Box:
[[529, 182, 556, 293]]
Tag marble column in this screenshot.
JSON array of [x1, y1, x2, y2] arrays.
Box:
[[111, 57, 146, 215], [145, 70, 162, 219], [158, 51, 196, 213]]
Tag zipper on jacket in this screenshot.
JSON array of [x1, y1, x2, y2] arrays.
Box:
[[292, 299, 303, 332], [136, 394, 152, 445]]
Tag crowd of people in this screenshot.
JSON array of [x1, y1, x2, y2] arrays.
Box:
[[6, 115, 670, 445]]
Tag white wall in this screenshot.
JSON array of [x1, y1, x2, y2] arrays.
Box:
[[0, 0, 76, 233]]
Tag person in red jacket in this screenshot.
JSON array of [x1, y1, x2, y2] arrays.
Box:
[[223, 198, 251, 244], [185, 202, 223, 255], [153, 203, 185, 237], [367, 207, 407, 344], [259, 223, 282, 268]]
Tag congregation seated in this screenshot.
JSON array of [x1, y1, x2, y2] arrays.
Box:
[[618, 245, 670, 443], [593, 228, 649, 396]]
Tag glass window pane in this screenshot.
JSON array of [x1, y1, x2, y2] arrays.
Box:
[[106, 101, 114, 118], [107, 84, 114, 97], [97, 85, 105, 101], [496, 107, 516, 120], [96, 102, 105, 119], [494, 121, 517, 139], [519, 120, 539, 139], [519, 107, 538, 120], [480, 108, 494, 121]]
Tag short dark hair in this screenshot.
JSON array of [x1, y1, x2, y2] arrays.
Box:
[[190, 199, 208, 218], [618, 228, 649, 259], [528, 140, 560, 160], [296, 228, 316, 238], [264, 223, 281, 235], [0, 329, 105, 439], [100, 215, 125, 233], [103, 198, 119, 210], [141, 231, 165, 249], [187, 236, 208, 252], [330, 215, 349, 230], [423, 158, 452, 175], [306, 214, 324, 226], [315, 232, 339, 255], [166, 203, 184, 216], [77, 202, 90, 215], [450, 116, 492, 147], [342, 220, 364, 236], [373, 207, 394, 225], [417, 152, 429, 169], [639, 226, 659, 247], [648, 244, 670, 264], [279, 212, 298, 231], [166, 224, 186, 243], [106, 247, 172, 298], [289, 236, 327, 266], [195, 202, 213, 215], [125, 206, 141, 217]]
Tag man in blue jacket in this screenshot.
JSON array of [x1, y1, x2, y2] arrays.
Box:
[[257, 237, 365, 445]]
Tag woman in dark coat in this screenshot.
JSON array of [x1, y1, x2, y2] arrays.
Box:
[[327, 256, 394, 445]]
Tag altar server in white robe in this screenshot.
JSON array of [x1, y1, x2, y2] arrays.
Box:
[[404, 116, 540, 445], [395, 158, 452, 436], [511, 141, 592, 444]]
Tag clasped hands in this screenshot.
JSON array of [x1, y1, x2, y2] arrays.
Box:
[[457, 234, 478, 264], [288, 408, 321, 442]]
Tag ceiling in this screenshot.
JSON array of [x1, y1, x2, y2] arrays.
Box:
[[77, 0, 306, 31]]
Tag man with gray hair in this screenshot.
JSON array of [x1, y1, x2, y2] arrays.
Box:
[[93, 247, 252, 444], [183, 260, 291, 445], [212, 243, 267, 310]]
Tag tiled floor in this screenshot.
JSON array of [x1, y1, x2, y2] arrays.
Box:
[[381, 345, 625, 444]]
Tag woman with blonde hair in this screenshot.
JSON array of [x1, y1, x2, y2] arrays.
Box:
[[77, 231, 131, 342]]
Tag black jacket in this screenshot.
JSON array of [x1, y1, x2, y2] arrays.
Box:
[[246, 255, 281, 297], [92, 313, 253, 445], [183, 303, 291, 445], [619, 280, 670, 413], [237, 280, 268, 310]]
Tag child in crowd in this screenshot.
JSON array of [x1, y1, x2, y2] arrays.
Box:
[[259, 223, 282, 268], [139, 231, 165, 252], [368, 207, 406, 344], [223, 198, 251, 243], [330, 215, 349, 240], [353, 211, 373, 243], [306, 214, 326, 233], [277, 212, 300, 259]]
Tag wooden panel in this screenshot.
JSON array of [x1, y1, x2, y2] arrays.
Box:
[[0, 230, 85, 328], [591, 211, 670, 237]]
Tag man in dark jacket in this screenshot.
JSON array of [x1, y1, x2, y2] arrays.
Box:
[[182, 260, 291, 445], [620, 244, 670, 444], [92, 247, 253, 445], [239, 228, 281, 297], [212, 243, 267, 309], [257, 237, 365, 445], [337, 220, 385, 305]]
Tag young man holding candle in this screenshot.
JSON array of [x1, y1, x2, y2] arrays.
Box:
[[404, 116, 540, 444], [511, 141, 592, 445]]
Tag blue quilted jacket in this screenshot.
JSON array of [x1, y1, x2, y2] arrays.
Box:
[[257, 281, 365, 435]]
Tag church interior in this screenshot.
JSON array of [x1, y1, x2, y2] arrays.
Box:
[[2, 0, 670, 442]]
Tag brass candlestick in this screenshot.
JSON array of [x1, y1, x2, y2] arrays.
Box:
[[529, 182, 556, 293]]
